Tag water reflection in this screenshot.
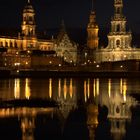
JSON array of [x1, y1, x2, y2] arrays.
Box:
[[14, 78, 20, 99], [0, 78, 139, 140], [25, 78, 31, 99]]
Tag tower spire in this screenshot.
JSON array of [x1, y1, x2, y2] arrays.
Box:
[[87, 0, 99, 50], [91, 0, 94, 11], [114, 0, 123, 18], [91, 0, 95, 12]]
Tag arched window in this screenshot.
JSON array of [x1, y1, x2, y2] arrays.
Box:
[[14, 42, 17, 48], [116, 40, 120, 47], [117, 24, 120, 32], [116, 106, 120, 113], [116, 7, 121, 14], [10, 42, 13, 48], [0, 42, 3, 47], [5, 42, 8, 48], [116, 121, 120, 129]]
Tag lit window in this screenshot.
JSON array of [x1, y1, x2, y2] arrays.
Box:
[[96, 65, 100, 68]]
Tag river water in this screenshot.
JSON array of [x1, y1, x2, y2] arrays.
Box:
[[0, 77, 140, 140]]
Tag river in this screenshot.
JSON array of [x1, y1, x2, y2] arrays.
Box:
[[0, 77, 139, 140]]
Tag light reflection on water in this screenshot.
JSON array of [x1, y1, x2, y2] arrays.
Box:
[[0, 78, 139, 140]]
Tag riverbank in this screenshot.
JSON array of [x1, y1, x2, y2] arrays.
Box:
[[0, 69, 140, 78]]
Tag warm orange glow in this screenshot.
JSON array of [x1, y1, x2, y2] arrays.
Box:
[[64, 79, 67, 100], [25, 78, 31, 99], [93, 79, 96, 97], [96, 78, 99, 96], [58, 79, 61, 98], [69, 78, 73, 98], [14, 78, 20, 99], [123, 79, 127, 102], [49, 78, 52, 98], [84, 80, 87, 102], [108, 79, 111, 98], [87, 79, 90, 98]]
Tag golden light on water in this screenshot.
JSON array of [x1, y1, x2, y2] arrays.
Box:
[[58, 79, 61, 98], [123, 79, 127, 102], [93, 79, 96, 97], [64, 79, 67, 100], [14, 78, 20, 99], [25, 78, 31, 99], [87, 79, 90, 98], [69, 78, 73, 98], [49, 78, 52, 99], [120, 78, 123, 94], [96, 78, 99, 96], [108, 79, 111, 98], [84, 80, 87, 102]]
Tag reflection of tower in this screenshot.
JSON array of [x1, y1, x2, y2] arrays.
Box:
[[21, 116, 35, 140], [21, 0, 36, 38], [86, 78, 99, 140], [87, 1, 99, 50], [87, 103, 98, 140]]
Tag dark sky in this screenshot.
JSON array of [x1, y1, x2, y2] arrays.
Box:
[[0, 0, 140, 32]]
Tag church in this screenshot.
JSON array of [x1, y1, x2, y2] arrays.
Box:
[[87, 0, 140, 63]]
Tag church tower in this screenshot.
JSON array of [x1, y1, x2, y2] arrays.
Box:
[[87, 10, 99, 50], [21, 0, 36, 38], [107, 0, 132, 49]]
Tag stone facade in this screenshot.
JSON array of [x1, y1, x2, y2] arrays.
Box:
[[94, 0, 140, 63]]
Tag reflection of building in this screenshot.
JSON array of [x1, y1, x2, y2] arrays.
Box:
[[94, 0, 140, 62], [0, 0, 77, 68], [0, 107, 55, 140], [21, 116, 35, 140], [84, 78, 138, 140], [87, 103, 98, 140], [56, 78, 77, 119], [84, 78, 99, 140], [98, 78, 137, 140]]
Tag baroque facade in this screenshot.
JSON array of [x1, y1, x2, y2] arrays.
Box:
[[0, 0, 77, 68], [94, 0, 140, 63]]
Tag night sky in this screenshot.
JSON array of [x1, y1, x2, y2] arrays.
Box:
[[0, 0, 140, 33]]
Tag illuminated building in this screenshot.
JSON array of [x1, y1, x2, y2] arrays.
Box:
[[54, 21, 77, 63], [94, 0, 140, 62], [0, 0, 77, 68], [87, 11, 99, 50]]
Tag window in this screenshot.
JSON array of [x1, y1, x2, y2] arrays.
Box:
[[15, 42, 17, 48], [116, 106, 120, 113], [10, 42, 13, 48], [5, 42, 8, 47], [0, 42, 3, 47], [116, 40, 120, 47], [117, 24, 120, 32]]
